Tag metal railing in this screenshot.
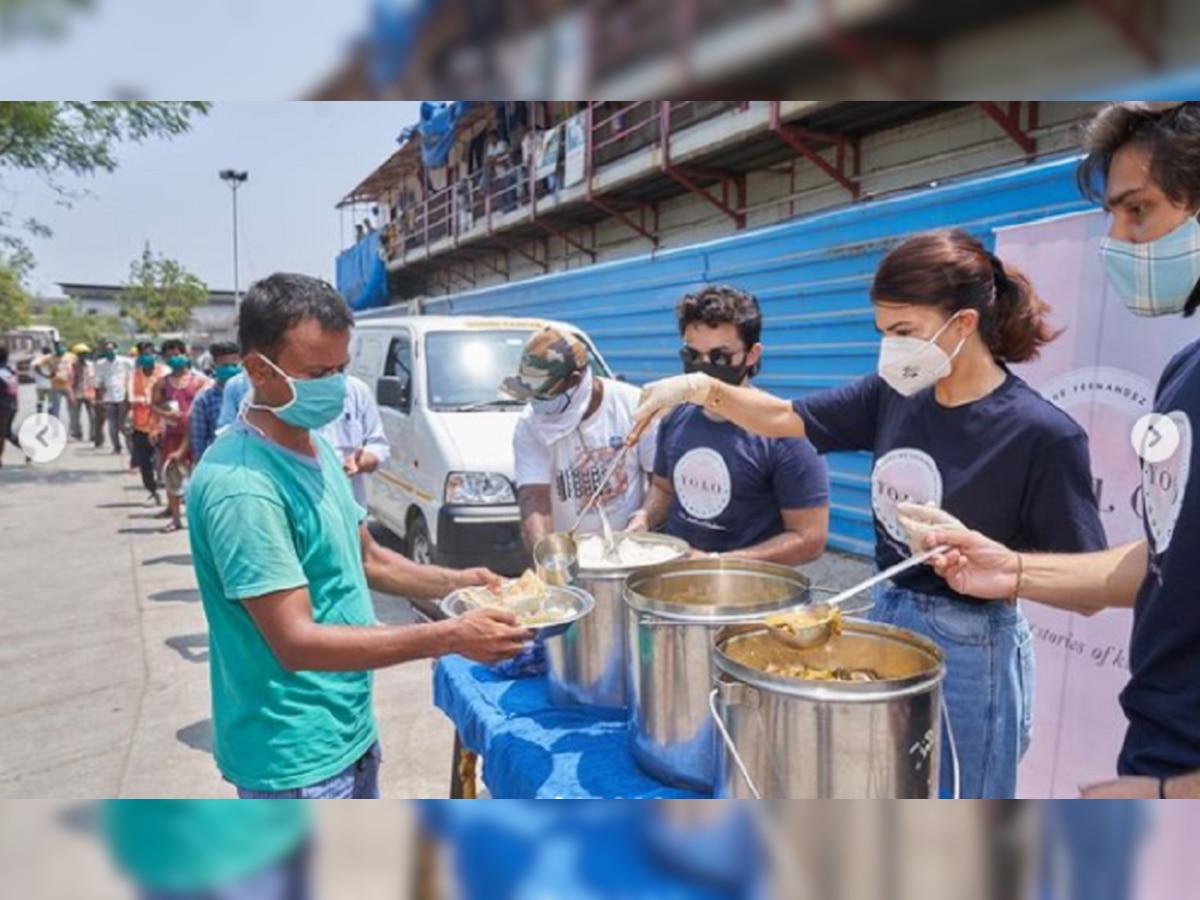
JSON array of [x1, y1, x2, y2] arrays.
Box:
[[379, 99, 749, 263]]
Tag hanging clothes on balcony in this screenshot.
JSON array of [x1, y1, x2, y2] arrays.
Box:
[[417, 101, 473, 168], [467, 128, 487, 175]]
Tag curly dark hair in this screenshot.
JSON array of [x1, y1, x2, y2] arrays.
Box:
[[675, 284, 763, 349], [1078, 102, 1200, 208]]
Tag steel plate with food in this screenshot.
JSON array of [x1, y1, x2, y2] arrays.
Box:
[[439, 570, 595, 639]]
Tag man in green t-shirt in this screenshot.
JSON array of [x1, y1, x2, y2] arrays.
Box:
[[106, 800, 312, 899], [187, 273, 532, 798]]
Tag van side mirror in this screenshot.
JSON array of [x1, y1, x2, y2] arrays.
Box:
[[377, 376, 411, 412]]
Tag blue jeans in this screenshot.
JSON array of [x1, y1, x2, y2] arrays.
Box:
[[1038, 801, 1149, 900], [869, 585, 1035, 799], [236, 742, 381, 799], [48, 388, 66, 420], [138, 841, 310, 900]]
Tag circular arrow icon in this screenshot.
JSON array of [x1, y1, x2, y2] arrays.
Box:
[[1131, 413, 1182, 465], [18, 413, 68, 464]]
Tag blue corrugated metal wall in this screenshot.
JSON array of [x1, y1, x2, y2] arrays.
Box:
[[423, 156, 1094, 555]]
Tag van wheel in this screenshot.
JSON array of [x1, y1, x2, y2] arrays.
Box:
[[407, 516, 435, 566]]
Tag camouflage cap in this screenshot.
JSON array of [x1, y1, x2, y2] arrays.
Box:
[[501, 326, 588, 401]]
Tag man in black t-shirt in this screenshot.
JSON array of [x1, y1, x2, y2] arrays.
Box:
[[629, 285, 830, 565]]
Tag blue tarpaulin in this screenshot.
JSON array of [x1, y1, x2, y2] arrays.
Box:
[[366, 0, 436, 89], [397, 101, 474, 168], [336, 230, 388, 312]]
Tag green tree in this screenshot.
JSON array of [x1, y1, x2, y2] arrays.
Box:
[[119, 243, 208, 334], [0, 264, 30, 331], [0, 100, 210, 295], [42, 299, 122, 348]]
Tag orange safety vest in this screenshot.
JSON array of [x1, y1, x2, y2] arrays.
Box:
[[129, 367, 161, 433]]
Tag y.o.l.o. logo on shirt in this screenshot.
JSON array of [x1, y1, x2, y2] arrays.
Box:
[[872, 448, 944, 544], [674, 447, 733, 521]]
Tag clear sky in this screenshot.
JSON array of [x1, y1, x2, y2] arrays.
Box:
[[0, 1, 368, 99], [4, 101, 422, 297]]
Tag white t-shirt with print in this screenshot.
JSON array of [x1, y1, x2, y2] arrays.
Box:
[[513, 379, 657, 533]]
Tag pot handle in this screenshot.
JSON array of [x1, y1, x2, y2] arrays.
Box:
[[709, 686, 763, 800]]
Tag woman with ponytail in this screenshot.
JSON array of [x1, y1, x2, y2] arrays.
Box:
[[633, 229, 1107, 799]]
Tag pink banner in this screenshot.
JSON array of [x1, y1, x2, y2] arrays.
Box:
[[999, 210, 1196, 798]]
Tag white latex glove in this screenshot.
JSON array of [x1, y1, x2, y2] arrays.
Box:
[[633, 373, 713, 433], [896, 501, 968, 556]]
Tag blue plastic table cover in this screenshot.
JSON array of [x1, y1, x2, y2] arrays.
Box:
[[432, 655, 709, 800]]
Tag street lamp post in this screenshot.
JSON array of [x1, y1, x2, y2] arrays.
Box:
[[218, 169, 249, 307]]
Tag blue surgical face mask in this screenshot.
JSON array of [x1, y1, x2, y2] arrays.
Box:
[[1100, 215, 1200, 317], [214, 363, 242, 384], [247, 353, 346, 430]]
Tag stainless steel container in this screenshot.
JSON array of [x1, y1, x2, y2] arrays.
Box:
[[544, 533, 688, 709], [711, 621, 946, 798], [624, 559, 810, 791]]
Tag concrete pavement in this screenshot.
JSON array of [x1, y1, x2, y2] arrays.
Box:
[[2, 801, 421, 900], [0, 389, 455, 798]]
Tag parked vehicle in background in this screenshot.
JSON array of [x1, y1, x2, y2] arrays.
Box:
[[1, 326, 60, 381], [350, 314, 613, 576]]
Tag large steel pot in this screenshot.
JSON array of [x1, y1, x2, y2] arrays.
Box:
[[543, 533, 688, 709], [624, 559, 810, 791], [711, 621, 946, 798]]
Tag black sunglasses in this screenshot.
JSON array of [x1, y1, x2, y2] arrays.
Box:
[[680, 346, 747, 368]]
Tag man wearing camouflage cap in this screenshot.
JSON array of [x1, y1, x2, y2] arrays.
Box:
[[503, 325, 658, 549]]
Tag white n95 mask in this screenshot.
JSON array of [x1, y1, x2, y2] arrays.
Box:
[[878, 314, 966, 397]]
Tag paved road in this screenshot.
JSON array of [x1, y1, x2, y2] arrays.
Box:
[[0, 387, 454, 799], [2, 801, 422, 899]]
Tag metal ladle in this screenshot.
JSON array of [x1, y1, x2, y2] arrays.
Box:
[[596, 504, 619, 563], [766, 545, 950, 651], [532, 418, 654, 585]]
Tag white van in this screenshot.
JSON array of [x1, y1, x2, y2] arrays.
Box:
[[350, 314, 613, 576]]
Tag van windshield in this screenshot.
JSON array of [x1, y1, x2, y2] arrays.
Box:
[[424, 330, 535, 412]]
